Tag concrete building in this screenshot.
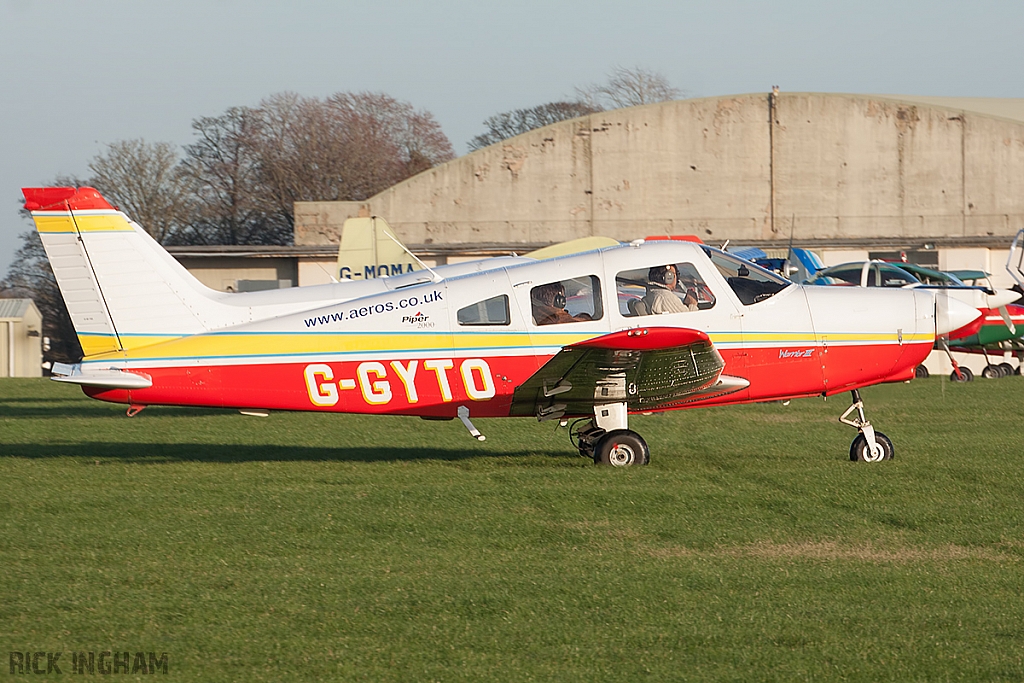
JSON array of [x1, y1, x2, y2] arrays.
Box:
[[0, 298, 43, 378], [291, 92, 1024, 288]]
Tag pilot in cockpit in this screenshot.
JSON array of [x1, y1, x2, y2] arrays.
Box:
[[642, 264, 698, 314]]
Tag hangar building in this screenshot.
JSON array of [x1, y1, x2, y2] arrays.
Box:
[[290, 92, 1024, 288], [0, 298, 43, 378]]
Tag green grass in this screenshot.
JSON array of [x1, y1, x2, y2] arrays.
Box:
[[2, 377, 1023, 681]]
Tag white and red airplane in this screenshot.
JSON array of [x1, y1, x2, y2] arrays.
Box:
[[24, 187, 981, 466]]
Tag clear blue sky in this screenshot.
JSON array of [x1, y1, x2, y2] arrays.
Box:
[[2, 0, 1022, 274]]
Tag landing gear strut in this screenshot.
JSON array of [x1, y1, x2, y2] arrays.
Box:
[[838, 389, 894, 463], [570, 402, 649, 467]]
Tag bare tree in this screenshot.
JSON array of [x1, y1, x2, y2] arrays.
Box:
[[252, 91, 455, 219], [178, 107, 289, 246], [10, 91, 454, 252], [575, 66, 682, 110], [87, 139, 195, 244], [0, 229, 82, 363], [468, 101, 601, 151], [325, 92, 454, 198]]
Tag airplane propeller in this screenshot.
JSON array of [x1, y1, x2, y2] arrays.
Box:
[[999, 305, 1017, 336], [1007, 228, 1024, 290]]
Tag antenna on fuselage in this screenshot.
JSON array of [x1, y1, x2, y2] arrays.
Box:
[[375, 216, 443, 283]]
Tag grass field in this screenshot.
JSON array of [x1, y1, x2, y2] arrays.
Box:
[[2, 376, 1023, 681]]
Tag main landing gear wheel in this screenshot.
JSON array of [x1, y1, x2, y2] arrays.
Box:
[[982, 365, 1002, 379], [999, 363, 1015, 377], [950, 366, 974, 382], [594, 430, 649, 467], [849, 431, 894, 462], [914, 365, 930, 379]]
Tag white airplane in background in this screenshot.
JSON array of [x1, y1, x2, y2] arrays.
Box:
[[25, 187, 981, 466]]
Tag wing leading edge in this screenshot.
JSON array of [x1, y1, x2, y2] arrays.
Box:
[[510, 327, 748, 420]]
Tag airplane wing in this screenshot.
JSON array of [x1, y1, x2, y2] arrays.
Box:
[[510, 327, 749, 420]]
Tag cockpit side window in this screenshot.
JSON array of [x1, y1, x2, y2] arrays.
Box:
[[530, 276, 603, 326], [616, 262, 716, 317], [457, 295, 510, 326], [704, 248, 790, 305]]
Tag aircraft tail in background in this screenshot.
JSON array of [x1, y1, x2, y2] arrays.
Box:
[[337, 216, 421, 281]]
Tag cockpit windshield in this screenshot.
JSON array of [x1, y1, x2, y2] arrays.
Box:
[[702, 247, 791, 305]]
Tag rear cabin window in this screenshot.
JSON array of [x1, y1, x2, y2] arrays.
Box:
[[457, 295, 510, 326], [530, 276, 603, 325], [616, 262, 716, 317], [704, 248, 790, 305]]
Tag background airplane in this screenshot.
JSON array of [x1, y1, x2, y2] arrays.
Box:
[[24, 187, 981, 465]]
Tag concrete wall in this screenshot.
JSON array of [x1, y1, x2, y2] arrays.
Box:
[[295, 93, 1024, 252]]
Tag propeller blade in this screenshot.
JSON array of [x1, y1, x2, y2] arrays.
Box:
[[1007, 228, 1024, 289], [999, 305, 1017, 335]]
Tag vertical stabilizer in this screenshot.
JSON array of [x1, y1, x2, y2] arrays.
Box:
[[23, 187, 230, 358], [337, 216, 421, 281]]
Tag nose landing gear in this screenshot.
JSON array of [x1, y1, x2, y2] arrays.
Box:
[[839, 389, 894, 462]]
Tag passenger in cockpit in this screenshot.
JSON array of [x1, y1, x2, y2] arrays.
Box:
[[532, 282, 591, 325]]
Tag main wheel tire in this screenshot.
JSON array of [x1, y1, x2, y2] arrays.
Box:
[[999, 363, 1014, 377], [593, 430, 649, 467], [849, 432, 894, 462], [914, 365, 930, 379], [982, 365, 1002, 379], [950, 366, 974, 382]]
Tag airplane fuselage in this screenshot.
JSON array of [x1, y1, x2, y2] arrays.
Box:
[[80, 241, 940, 418]]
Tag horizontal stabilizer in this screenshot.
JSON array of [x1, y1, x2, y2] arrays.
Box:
[[50, 362, 152, 389]]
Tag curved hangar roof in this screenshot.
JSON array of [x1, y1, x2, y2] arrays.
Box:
[[295, 93, 1024, 251]]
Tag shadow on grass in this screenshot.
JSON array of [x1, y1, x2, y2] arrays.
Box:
[[0, 441, 572, 464], [0, 401, 249, 419]]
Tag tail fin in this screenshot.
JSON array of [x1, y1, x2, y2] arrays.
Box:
[[24, 187, 226, 358], [337, 216, 421, 280]]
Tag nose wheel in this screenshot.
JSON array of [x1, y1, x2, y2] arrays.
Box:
[[849, 431, 894, 462], [838, 389, 894, 462]]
